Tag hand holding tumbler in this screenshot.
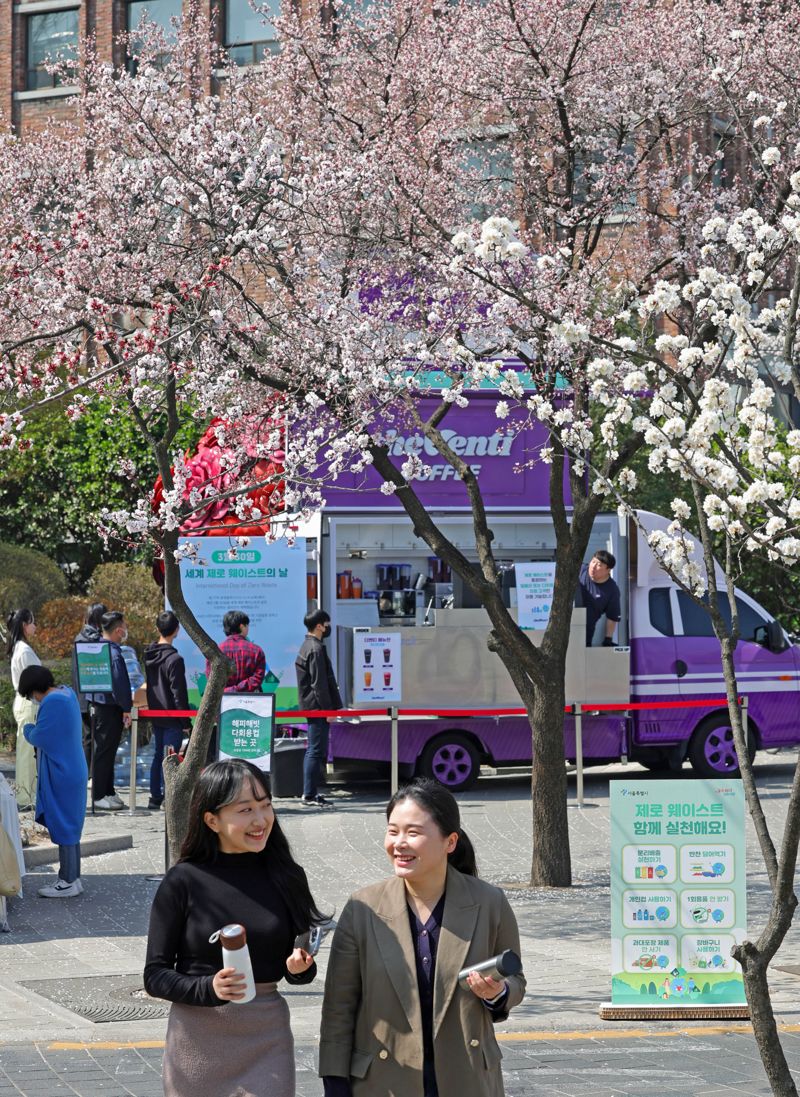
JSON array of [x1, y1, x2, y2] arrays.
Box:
[[457, 949, 522, 990]]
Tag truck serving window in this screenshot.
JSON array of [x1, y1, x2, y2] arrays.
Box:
[[648, 588, 673, 636], [676, 591, 767, 641]]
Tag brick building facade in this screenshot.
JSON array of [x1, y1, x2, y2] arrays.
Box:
[[0, 0, 280, 135]]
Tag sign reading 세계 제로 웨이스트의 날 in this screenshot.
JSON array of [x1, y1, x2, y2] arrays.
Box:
[[172, 536, 307, 712], [218, 692, 275, 773], [610, 779, 746, 1007]]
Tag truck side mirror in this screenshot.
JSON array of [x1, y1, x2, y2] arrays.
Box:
[[754, 621, 788, 654]]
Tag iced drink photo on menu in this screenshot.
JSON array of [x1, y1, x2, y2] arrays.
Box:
[[383, 672, 391, 687], [383, 647, 391, 664], [364, 671, 372, 688], [364, 648, 372, 664]]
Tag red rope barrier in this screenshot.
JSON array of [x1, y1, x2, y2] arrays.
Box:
[[137, 697, 738, 720]]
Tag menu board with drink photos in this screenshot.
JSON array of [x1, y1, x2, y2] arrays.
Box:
[[353, 631, 402, 703]]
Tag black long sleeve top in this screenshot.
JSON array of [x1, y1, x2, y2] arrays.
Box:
[[144, 851, 317, 1007]]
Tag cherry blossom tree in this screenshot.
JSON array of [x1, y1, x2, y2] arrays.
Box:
[[607, 48, 800, 1091], [2, 0, 796, 885]]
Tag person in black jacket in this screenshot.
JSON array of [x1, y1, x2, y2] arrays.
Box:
[[295, 609, 342, 807], [85, 611, 132, 811], [144, 610, 191, 811], [71, 602, 107, 756]]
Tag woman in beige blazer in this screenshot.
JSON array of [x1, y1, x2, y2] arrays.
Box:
[[319, 779, 525, 1097]]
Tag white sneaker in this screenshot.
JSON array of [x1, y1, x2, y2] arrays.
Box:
[[108, 793, 124, 807], [94, 796, 123, 810], [38, 879, 81, 898]]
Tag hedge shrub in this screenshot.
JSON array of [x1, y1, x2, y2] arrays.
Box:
[[35, 596, 89, 659], [0, 657, 71, 750], [0, 542, 67, 623], [88, 562, 163, 655]]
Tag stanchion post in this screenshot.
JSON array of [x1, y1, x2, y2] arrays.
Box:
[[742, 694, 748, 752], [389, 706, 399, 795], [128, 710, 138, 815], [89, 702, 96, 817], [575, 705, 584, 808]]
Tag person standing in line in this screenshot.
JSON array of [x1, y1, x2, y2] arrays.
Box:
[[144, 611, 191, 811], [577, 550, 621, 647], [6, 608, 41, 811], [319, 779, 526, 1097], [206, 610, 267, 694], [19, 665, 87, 898], [71, 602, 107, 761], [144, 759, 324, 1097], [85, 611, 131, 811], [295, 609, 342, 808]]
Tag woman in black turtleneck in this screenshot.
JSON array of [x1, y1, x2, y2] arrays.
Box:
[[144, 759, 326, 1097]]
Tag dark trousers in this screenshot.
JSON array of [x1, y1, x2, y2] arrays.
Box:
[[59, 843, 81, 884], [303, 718, 329, 799], [149, 723, 184, 804], [91, 703, 124, 801]]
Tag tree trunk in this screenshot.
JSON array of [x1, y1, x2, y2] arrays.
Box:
[[736, 944, 798, 1097], [530, 676, 571, 886], [158, 529, 233, 866]]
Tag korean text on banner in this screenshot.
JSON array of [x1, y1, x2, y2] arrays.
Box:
[[172, 536, 307, 711], [218, 692, 275, 773], [74, 641, 113, 695], [610, 779, 746, 1007], [515, 562, 556, 630]]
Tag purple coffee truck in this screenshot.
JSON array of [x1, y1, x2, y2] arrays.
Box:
[[300, 396, 799, 790]]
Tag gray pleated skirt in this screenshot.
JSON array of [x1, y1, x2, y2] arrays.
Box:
[[163, 982, 294, 1097]]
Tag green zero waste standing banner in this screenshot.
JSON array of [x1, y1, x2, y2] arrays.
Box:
[[610, 778, 746, 1006], [218, 692, 275, 773], [74, 641, 114, 695]]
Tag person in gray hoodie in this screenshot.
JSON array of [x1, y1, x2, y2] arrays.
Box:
[[295, 609, 342, 807], [144, 611, 191, 811]]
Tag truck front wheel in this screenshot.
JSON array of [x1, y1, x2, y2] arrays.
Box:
[[418, 732, 481, 792], [688, 714, 755, 779]]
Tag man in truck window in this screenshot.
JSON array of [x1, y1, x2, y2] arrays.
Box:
[[578, 550, 621, 647]]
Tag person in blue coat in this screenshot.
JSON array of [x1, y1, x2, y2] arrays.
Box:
[[18, 665, 88, 899]]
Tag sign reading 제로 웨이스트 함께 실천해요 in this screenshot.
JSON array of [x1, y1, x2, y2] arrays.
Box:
[[610, 779, 746, 1007]]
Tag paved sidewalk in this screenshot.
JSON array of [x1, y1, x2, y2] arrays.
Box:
[[2, 754, 800, 1094]]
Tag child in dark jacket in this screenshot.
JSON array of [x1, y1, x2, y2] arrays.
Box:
[[144, 610, 191, 810]]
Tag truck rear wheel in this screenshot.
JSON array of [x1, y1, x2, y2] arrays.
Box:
[[418, 732, 480, 792], [688, 714, 755, 779]]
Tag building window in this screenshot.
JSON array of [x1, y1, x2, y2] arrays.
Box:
[[461, 137, 515, 222], [26, 9, 79, 90], [127, 0, 182, 69], [226, 0, 279, 66]]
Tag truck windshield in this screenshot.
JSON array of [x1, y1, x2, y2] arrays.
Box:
[[676, 591, 767, 642]]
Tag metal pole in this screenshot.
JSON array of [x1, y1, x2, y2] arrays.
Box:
[[742, 695, 748, 754], [89, 703, 96, 817], [390, 706, 399, 795], [576, 706, 584, 808], [128, 711, 138, 815]]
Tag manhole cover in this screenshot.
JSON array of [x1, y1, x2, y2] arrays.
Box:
[[20, 974, 171, 1023]]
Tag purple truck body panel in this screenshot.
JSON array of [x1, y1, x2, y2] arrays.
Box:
[[330, 632, 800, 778]]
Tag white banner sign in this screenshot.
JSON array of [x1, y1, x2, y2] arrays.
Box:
[[516, 562, 556, 630], [353, 632, 402, 703]]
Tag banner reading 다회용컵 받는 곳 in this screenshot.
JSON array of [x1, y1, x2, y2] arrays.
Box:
[[610, 779, 746, 1007]]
